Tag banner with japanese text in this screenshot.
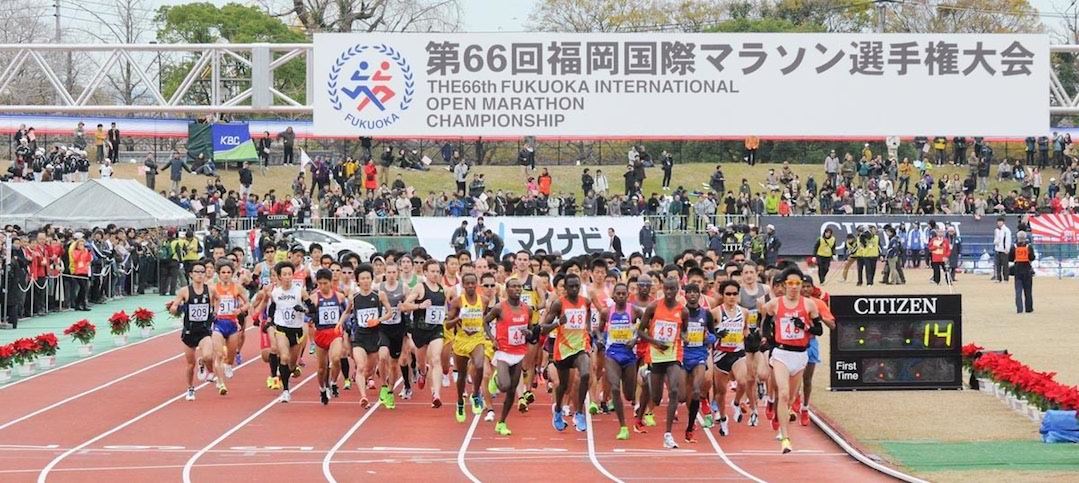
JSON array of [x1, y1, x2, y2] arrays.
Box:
[[410, 216, 644, 260], [313, 33, 1048, 139]]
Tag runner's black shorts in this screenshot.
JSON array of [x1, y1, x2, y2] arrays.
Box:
[[714, 350, 746, 374], [181, 325, 211, 349], [351, 327, 386, 355], [380, 323, 408, 359], [275, 325, 304, 347], [553, 350, 588, 371], [650, 360, 684, 376], [411, 324, 444, 349]]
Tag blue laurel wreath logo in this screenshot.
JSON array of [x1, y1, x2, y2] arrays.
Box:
[[326, 43, 414, 116]]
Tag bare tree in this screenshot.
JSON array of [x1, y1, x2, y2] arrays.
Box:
[[69, 0, 155, 105], [0, 0, 54, 105], [264, 0, 462, 34]]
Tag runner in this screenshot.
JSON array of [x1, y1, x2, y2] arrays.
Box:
[[761, 267, 825, 453], [268, 261, 310, 403], [379, 261, 411, 400], [478, 271, 501, 422], [587, 258, 612, 415], [507, 250, 545, 412], [629, 276, 658, 431], [639, 277, 690, 449], [310, 268, 346, 405], [165, 261, 216, 401], [338, 263, 394, 409], [711, 280, 751, 437], [681, 282, 715, 443], [445, 273, 489, 423], [540, 273, 592, 433], [402, 259, 449, 408], [798, 274, 835, 426], [482, 277, 534, 436], [738, 262, 770, 423], [210, 260, 248, 396], [597, 282, 642, 440], [337, 263, 357, 392]]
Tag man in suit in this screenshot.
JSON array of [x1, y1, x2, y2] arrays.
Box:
[[638, 221, 655, 258], [107, 122, 120, 162], [608, 227, 624, 262]]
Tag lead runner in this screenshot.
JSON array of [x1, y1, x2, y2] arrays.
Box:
[[483, 277, 535, 436]]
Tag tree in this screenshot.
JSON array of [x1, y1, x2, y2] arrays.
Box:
[[527, 0, 671, 32], [0, 0, 53, 105], [155, 2, 308, 106], [263, 0, 462, 34], [71, 0, 155, 106], [885, 0, 1043, 34]]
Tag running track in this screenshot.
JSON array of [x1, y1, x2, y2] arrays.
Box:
[[0, 333, 893, 482]]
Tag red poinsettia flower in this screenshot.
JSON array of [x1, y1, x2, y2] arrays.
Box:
[[133, 308, 155, 328], [108, 311, 131, 336], [64, 319, 97, 344], [11, 338, 40, 364], [0, 344, 15, 369], [34, 333, 59, 357], [961, 343, 984, 359]]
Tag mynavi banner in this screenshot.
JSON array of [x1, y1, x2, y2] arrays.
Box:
[[313, 33, 1047, 138], [760, 214, 1016, 256], [411, 216, 644, 260]]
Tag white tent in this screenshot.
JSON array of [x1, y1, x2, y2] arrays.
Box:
[[0, 182, 79, 227], [24, 179, 196, 229]]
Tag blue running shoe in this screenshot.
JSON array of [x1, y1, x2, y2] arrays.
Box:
[[552, 406, 567, 432], [574, 412, 587, 432]]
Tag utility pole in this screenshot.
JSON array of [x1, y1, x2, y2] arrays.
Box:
[[54, 1, 73, 98], [877, 0, 887, 33]]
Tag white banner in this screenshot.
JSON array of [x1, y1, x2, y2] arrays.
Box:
[[314, 33, 1048, 139], [410, 216, 644, 260]]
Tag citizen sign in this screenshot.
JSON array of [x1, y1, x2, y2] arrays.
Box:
[[853, 297, 938, 315]]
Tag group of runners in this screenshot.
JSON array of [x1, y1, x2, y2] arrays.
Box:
[[164, 241, 835, 453]]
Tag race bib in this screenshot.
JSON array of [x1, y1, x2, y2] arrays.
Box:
[[508, 325, 528, 346], [590, 309, 602, 332], [425, 306, 446, 325], [720, 330, 744, 348], [460, 306, 484, 333], [746, 310, 759, 328], [608, 324, 634, 345], [217, 296, 236, 315], [355, 307, 380, 328], [686, 320, 705, 347], [653, 320, 678, 344], [318, 305, 341, 326], [385, 306, 401, 325], [291, 278, 305, 290], [278, 309, 296, 323], [564, 308, 587, 330], [779, 316, 805, 342], [189, 303, 210, 322]]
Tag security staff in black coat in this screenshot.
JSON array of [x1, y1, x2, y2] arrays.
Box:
[[1009, 231, 1036, 314]]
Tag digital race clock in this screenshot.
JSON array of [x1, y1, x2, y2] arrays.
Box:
[[829, 294, 962, 390]]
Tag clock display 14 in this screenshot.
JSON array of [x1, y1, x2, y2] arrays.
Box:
[[836, 319, 955, 351]]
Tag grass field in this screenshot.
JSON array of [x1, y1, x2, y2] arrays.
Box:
[[3, 159, 1060, 204]]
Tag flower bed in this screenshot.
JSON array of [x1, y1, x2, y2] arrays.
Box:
[[964, 343, 1079, 413]]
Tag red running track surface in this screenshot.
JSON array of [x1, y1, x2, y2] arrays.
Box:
[[0, 337, 893, 483]]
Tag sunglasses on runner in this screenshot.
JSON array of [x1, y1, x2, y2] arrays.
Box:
[[482, 284, 496, 288], [191, 269, 205, 274], [723, 291, 739, 296], [785, 280, 803, 287]]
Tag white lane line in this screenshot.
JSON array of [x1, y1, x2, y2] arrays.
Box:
[[36, 355, 261, 483], [181, 372, 317, 483], [585, 397, 625, 483], [1, 328, 181, 391], [457, 412, 482, 483], [321, 378, 402, 483], [697, 415, 767, 483], [0, 353, 183, 431]]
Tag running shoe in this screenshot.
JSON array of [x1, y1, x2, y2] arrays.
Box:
[[771, 411, 780, 431], [495, 422, 512, 436], [380, 385, 391, 403], [383, 389, 396, 410], [733, 401, 744, 423], [234, 353, 242, 365], [719, 416, 730, 436], [484, 409, 495, 422], [710, 399, 719, 415], [749, 411, 759, 427], [185, 387, 196, 401], [217, 382, 228, 396], [456, 401, 467, 423], [361, 398, 370, 409], [588, 401, 600, 415], [616, 426, 630, 440], [343, 378, 353, 390], [320, 387, 330, 405], [551, 407, 568, 432], [367, 378, 376, 390], [766, 400, 776, 422], [432, 396, 442, 409], [780, 437, 792, 454], [265, 376, 274, 389], [685, 429, 697, 443], [332, 384, 340, 398], [643, 412, 656, 427], [606, 400, 616, 413], [443, 373, 451, 387], [197, 363, 208, 382], [700, 398, 712, 417], [471, 394, 483, 415], [224, 365, 234, 379], [292, 367, 301, 378], [518, 397, 529, 413], [280, 390, 291, 403], [574, 412, 587, 432], [524, 391, 536, 405], [663, 432, 679, 449], [799, 408, 810, 427], [488, 375, 499, 396], [206, 372, 218, 383], [417, 372, 427, 390], [757, 381, 766, 400], [271, 377, 282, 391], [789, 411, 797, 423], [309, 343, 316, 355], [400, 388, 414, 400], [634, 419, 648, 434], [702, 414, 714, 429], [791, 395, 801, 413]]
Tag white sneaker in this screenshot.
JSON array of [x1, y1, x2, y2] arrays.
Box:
[[207, 373, 218, 383], [749, 411, 759, 427], [775, 431, 783, 441], [733, 402, 744, 423], [484, 410, 495, 422], [444, 374, 452, 387], [719, 416, 730, 436], [185, 388, 196, 401], [224, 365, 234, 379], [400, 388, 413, 400], [663, 432, 678, 449], [196, 364, 208, 382], [280, 390, 291, 403]]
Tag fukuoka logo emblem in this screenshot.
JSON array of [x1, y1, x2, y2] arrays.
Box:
[[327, 43, 414, 130]]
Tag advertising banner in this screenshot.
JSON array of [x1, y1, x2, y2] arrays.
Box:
[[211, 123, 258, 163], [759, 214, 1015, 256], [1029, 213, 1079, 243], [411, 216, 643, 260], [314, 33, 1047, 138]]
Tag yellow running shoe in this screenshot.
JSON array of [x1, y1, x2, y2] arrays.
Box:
[[265, 376, 274, 389], [456, 401, 467, 423], [780, 437, 792, 454], [495, 422, 512, 436], [643, 412, 656, 427], [271, 377, 282, 391], [616, 426, 630, 440]]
